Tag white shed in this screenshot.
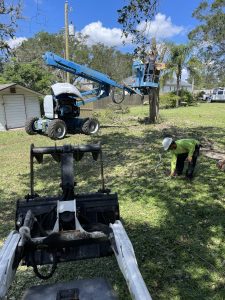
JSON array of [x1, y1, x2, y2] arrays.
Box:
[[0, 83, 42, 131]]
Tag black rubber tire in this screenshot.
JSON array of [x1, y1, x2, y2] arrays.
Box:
[[82, 118, 100, 135], [47, 119, 67, 140], [25, 117, 38, 135]]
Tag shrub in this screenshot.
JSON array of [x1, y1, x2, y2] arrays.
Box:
[[172, 89, 196, 105], [159, 92, 180, 109], [195, 91, 205, 101], [196, 91, 205, 99]]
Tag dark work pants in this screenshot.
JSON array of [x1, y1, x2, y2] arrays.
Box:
[[176, 145, 200, 179]]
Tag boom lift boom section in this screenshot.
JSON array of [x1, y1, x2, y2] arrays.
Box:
[[43, 51, 135, 105]]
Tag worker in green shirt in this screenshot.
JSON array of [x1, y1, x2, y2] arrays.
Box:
[[162, 137, 200, 179]]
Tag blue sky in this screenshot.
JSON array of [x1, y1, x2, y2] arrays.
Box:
[[10, 0, 200, 51]]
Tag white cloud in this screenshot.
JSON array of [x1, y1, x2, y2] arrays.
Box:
[[80, 14, 184, 47], [81, 21, 131, 47], [137, 13, 184, 39], [7, 37, 28, 49]]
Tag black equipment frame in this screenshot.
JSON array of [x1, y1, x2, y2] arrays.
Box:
[[16, 144, 119, 277]]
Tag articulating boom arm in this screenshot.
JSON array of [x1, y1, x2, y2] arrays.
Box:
[[43, 52, 134, 95]]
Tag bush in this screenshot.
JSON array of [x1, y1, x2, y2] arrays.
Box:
[[159, 92, 180, 109], [195, 91, 206, 101], [196, 91, 205, 99], [160, 90, 196, 109], [176, 89, 196, 105]]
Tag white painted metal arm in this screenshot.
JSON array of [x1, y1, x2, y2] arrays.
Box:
[[110, 220, 152, 300], [0, 231, 21, 299]]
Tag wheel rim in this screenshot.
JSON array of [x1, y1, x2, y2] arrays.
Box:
[[89, 121, 99, 134], [32, 120, 37, 131], [54, 124, 66, 138]]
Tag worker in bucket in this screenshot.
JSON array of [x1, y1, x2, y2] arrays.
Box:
[[162, 137, 200, 179], [144, 50, 156, 82]]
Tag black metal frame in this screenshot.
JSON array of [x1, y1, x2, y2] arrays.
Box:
[[16, 144, 119, 277], [30, 143, 107, 197]]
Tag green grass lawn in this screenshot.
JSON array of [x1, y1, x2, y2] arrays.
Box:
[[0, 103, 225, 299]]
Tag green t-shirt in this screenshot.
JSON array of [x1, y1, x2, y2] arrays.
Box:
[[170, 139, 199, 172]]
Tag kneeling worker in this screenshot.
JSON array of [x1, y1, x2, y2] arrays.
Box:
[[162, 137, 200, 179]]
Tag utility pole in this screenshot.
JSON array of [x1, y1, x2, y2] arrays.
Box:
[[65, 0, 70, 82]]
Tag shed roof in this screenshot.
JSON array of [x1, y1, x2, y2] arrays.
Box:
[[0, 83, 16, 91], [0, 83, 43, 96]]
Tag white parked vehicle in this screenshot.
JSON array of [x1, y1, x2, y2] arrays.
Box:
[[208, 88, 225, 102], [202, 93, 211, 101]]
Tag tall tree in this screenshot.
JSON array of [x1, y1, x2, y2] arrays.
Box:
[[90, 43, 132, 82], [148, 39, 168, 123], [188, 0, 225, 82], [162, 44, 192, 105], [118, 0, 158, 48], [2, 59, 55, 94], [118, 0, 160, 123], [186, 57, 202, 91], [11, 31, 91, 83], [14, 31, 65, 63], [1, 31, 133, 93], [0, 0, 22, 56]]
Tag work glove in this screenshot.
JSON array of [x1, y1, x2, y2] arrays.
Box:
[[187, 156, 192, 163]]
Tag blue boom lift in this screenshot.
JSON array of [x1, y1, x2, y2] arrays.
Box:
[[25, 52, 159, 139]]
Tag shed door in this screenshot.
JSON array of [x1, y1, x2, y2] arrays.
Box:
[[25, 96, 41, 118], [3, 95, 26, 129], [0, 96, 6, 130]]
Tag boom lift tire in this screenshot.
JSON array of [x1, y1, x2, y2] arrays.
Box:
[[82, 118, 100, 135], [47, 119, 67, 140], [25, 117, 38, 135]]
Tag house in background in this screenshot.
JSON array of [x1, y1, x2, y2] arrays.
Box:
[[160, 79, 192, 94], [0, 83, 42, 131]]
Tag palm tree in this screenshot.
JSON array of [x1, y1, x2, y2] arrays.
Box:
[[162, 44, 192, 106], [172, 44, 191, 94], [186, 57, 202, 92]]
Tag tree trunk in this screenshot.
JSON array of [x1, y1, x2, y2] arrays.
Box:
[[148, 88, 159, 123], [192, 77, 194, 94], [156, 87, 159, 115], [176, 74, 180, 107]]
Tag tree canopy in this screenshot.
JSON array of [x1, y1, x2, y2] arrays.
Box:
[[2, 59, 55, 94], [0, 0, 22, 56], [118, 0, 159, 52], [188, 0, 225, 85], [0, 31, 133, 93]]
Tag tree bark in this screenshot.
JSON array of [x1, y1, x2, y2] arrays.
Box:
[[148, 88, 159, 123], [176, 73, 180, 107]]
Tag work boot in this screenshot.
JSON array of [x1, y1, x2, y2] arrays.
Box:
[[185, 169, 193, 180]]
